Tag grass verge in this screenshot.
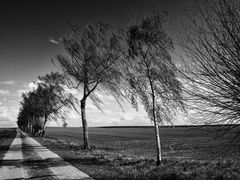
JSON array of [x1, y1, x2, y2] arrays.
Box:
[[34, 135, 240, 180], [0, 128, 17, 161]]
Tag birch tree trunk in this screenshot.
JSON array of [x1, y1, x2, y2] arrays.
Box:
[[81, 99, 90, 149], [28, 116, 31, 132], [151, 81, 162, 166], [41, 114, 48, 137], [153, 118, 161, 165]]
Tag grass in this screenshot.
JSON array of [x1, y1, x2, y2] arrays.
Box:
[[32, 126, 240, 179], [0, 128, 17, 161], [0, 128, 17, 142]]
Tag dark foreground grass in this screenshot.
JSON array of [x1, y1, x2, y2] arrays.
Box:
[[0, 128, 17, 143], [0, 128, 17, 161], [33, 127, 240, 180]]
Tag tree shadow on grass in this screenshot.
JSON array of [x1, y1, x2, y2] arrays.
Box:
[[64, 156, 112, 166], [63, 155, 155, 168]]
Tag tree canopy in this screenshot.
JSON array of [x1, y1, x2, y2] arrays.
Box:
[[55, 22, 128, 149], [126, 9, 185, 165], [181, 0, 240, 150], [17, 72, 76, 134]]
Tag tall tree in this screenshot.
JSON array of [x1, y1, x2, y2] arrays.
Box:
[[19, 91, 44, 132], [181, 0, 240, 150], [38, 72, 77, 130], [17, 105, 33, 131], [55, 23, 126, 149], [17, 72, 76, 136], [126, 10, 185, 165]]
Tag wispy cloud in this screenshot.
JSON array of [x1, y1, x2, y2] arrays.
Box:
[[16, 80, 41, 97], [16, 81, 39, 97], [0, 103, 18, 127], [0, 119, 17, 127], [0, 89, 10, 95], [28, 81, 38, 90], [17, 89, 28, 97], [0, 80, 17, 85], [47, 37, 60, 45]]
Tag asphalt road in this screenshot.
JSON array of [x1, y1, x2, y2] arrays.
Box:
[[0, 129, 93, 180]]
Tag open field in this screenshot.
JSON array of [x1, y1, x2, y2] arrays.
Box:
[[32, 126, 240, 179], [39, 126, 221, 160]]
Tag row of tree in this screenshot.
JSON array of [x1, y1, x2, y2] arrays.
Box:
[[18, 10, 184, 165], [18, 0, 240, 165], [17, 72, 76, 136]]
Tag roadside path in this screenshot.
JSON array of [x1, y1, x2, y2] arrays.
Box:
[[0, 129, 93, 180]]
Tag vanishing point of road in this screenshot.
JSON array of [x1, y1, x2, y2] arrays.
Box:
[[0, 129, 93, 180]]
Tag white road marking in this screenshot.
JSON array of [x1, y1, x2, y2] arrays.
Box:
[[0, 130, 25, 180]]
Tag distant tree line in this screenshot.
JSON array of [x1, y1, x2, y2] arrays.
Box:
[[17, 72, 76, 136]]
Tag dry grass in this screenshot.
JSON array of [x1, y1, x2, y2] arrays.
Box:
[[33, 127, 240, 179], [0, 128, 17, 161]]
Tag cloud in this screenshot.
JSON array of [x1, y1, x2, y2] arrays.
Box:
[[28, 81, 38, 90], [0, 80, 17, 85], [0, 103, 18, 127], [17, 89, 28, 97], [21, 82, 31, 88], [47, 37, 60, 45], [0, 89, 10, 95], [0, 118, 17, 127], [64, 86, 80, 96], [14, 81, 187, 127], [86, 103, 98, 110], [0, 105, 7, 117], [16, 81, 40, 97]]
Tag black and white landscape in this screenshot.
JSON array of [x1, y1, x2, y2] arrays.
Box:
[[1, 0, 240, 179]]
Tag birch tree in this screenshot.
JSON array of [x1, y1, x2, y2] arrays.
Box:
[[38, 72, 77, 129], [55, 23, 126, 149], [126, 10, 185, 165], [17, 72, 76, 135]]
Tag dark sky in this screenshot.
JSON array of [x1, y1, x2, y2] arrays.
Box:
[[0, 0, 193, 81], [0, 0, 194, 127]]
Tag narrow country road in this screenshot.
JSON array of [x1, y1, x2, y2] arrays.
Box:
[[0, 129, 93, 180]]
